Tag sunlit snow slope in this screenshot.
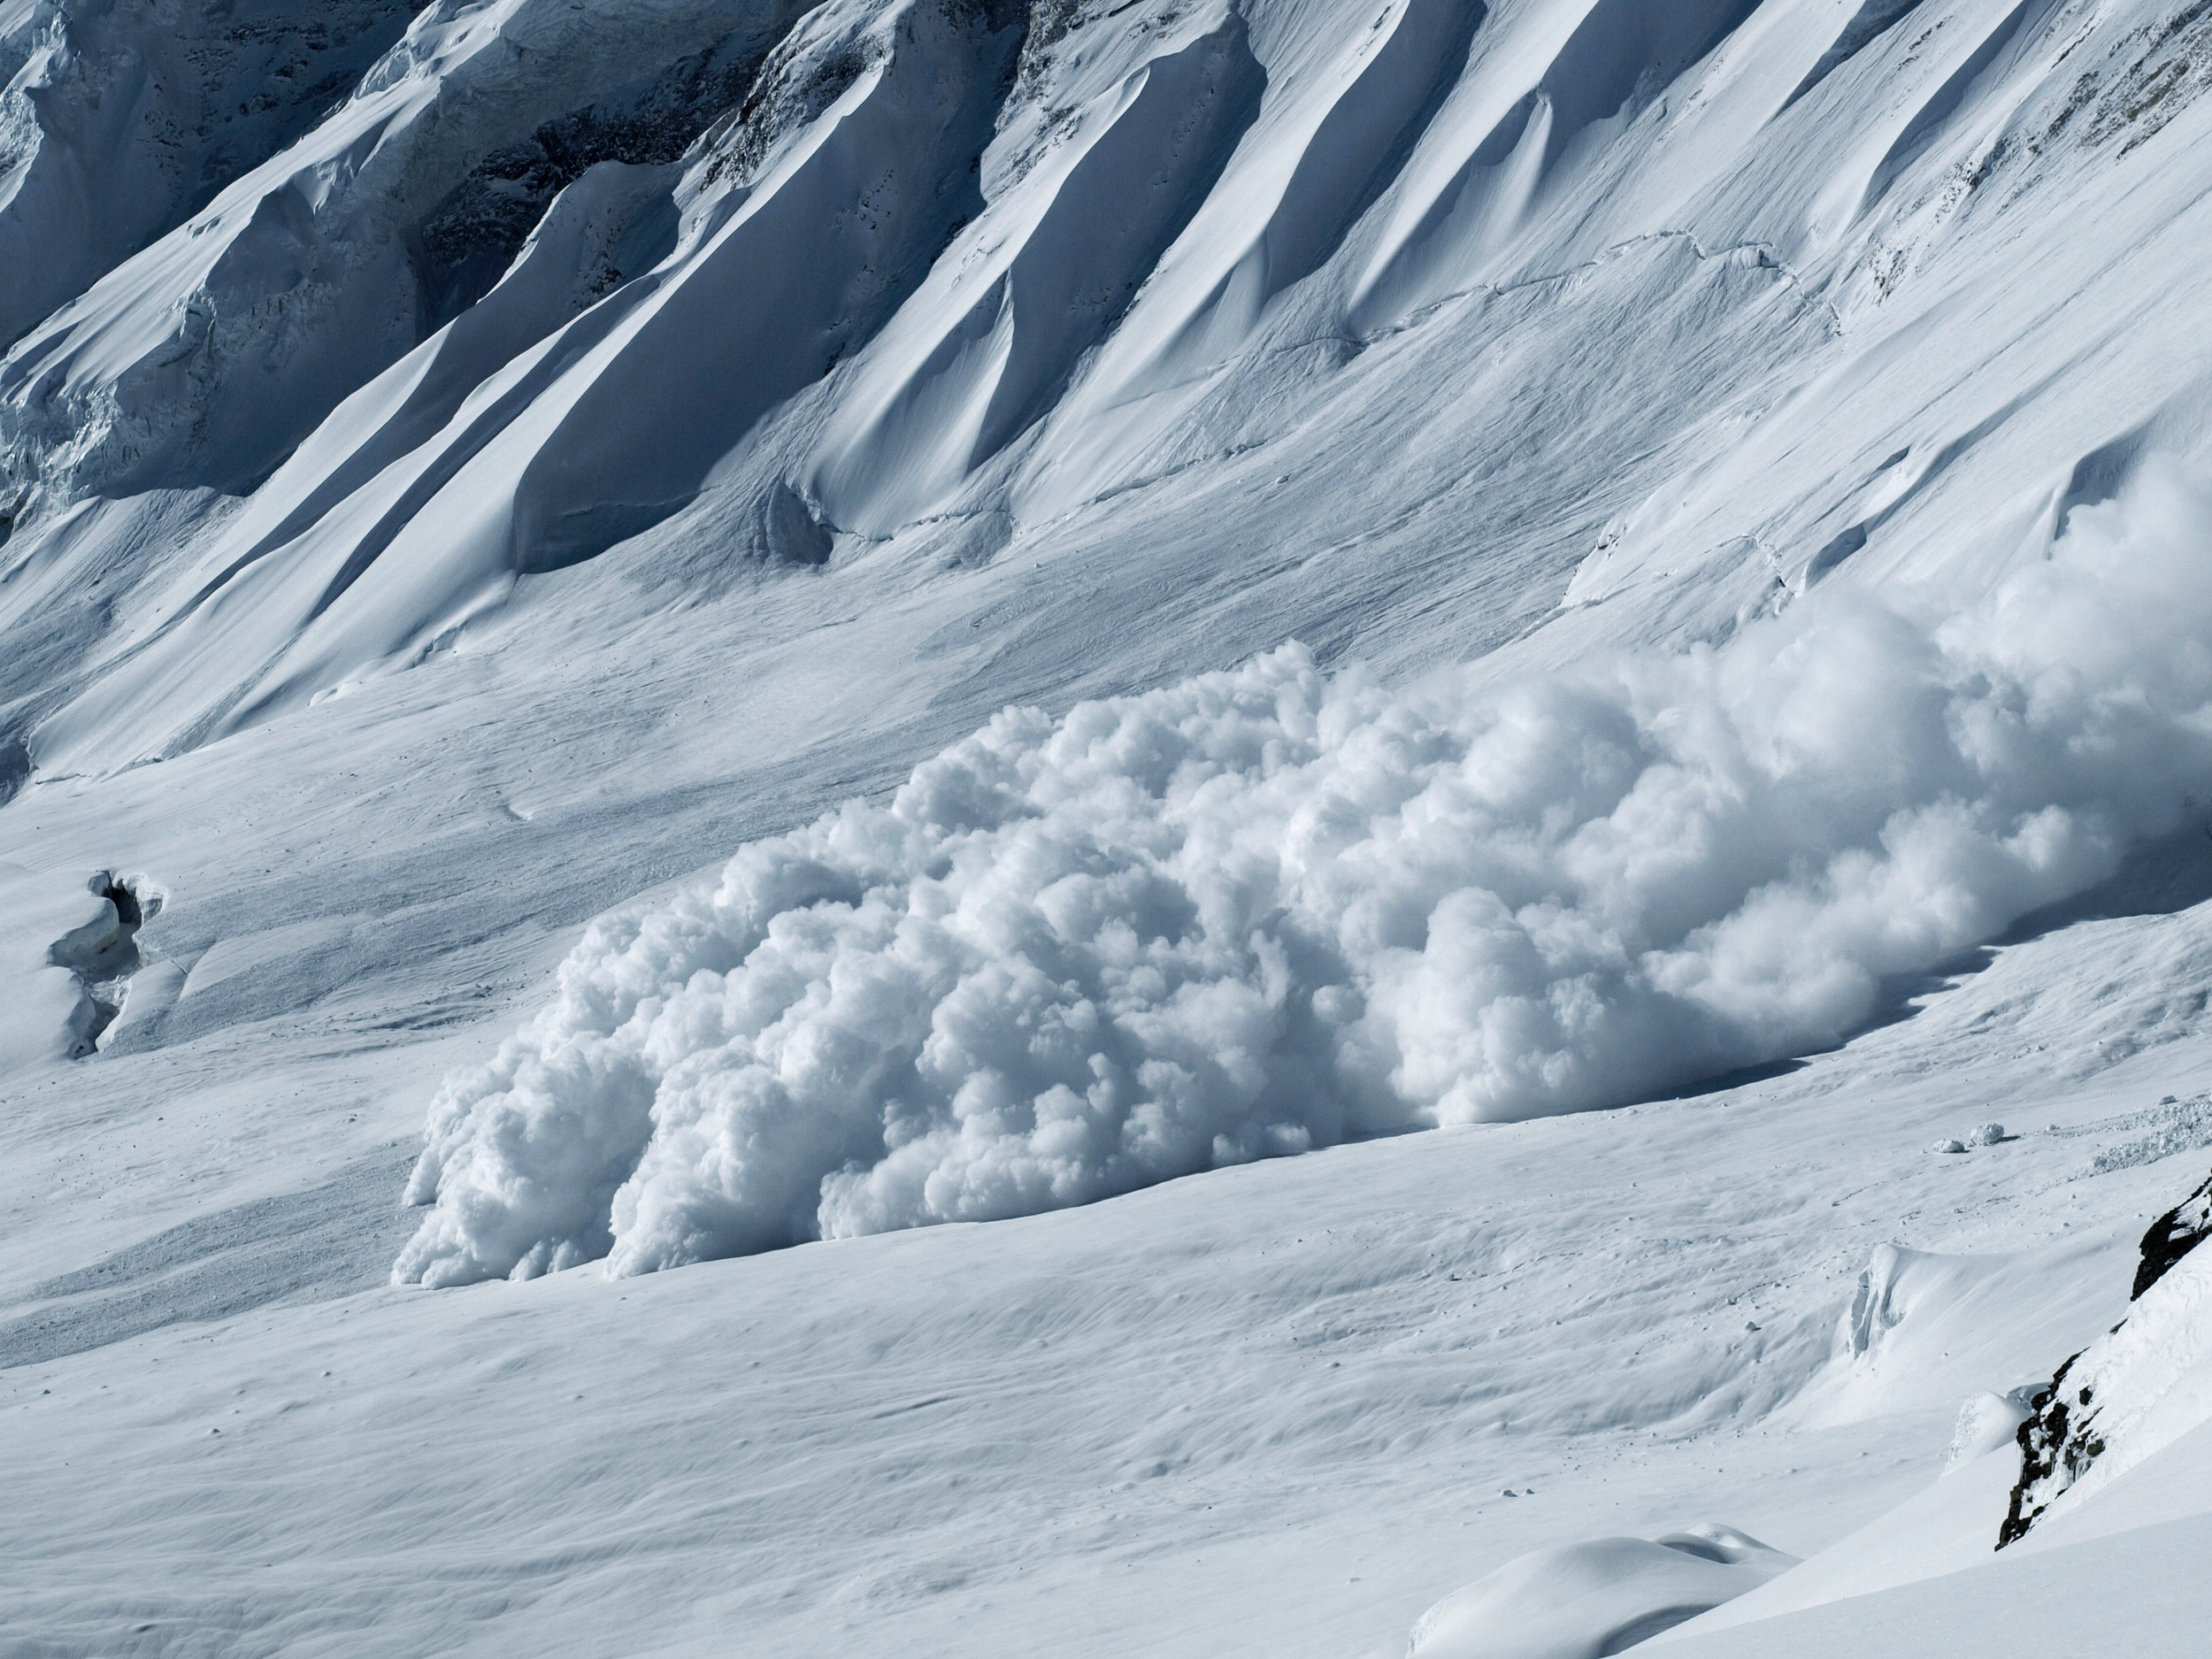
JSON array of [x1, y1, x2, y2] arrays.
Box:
[[6, 0, 2212, 1653]]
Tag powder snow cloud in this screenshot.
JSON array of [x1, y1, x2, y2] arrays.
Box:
[[396, 460, 2212, 1286]]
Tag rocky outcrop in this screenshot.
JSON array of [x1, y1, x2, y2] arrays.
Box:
[[2131, 1167, 2212, 1302], [2001, 1161, 2212, 1546], [45, 871, 160, 1057]]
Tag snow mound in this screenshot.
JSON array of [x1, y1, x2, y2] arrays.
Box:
[[1946, 1388, 2034, 1472], [1404, 1523, 1795, 1659], [392, 458, 2212, 1285]]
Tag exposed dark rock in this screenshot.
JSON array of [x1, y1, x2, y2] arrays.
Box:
[[2001, 1159, 2212, 1546], [411, 27, 786, 331], [2131, 1167, 2212, 1301], [2000, 1351, 2100, 1547]]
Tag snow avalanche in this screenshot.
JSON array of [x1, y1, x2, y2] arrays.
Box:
[[397, 457, 2212, 1284]]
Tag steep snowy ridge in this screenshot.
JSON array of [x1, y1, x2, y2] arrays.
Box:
[[2000, 1164, 2212, 1541], [0, 0, 809, 502], [810, 3, 1265, 534], [9, 0, 2212, 773]]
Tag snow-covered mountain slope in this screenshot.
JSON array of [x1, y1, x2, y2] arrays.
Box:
[[0, 0, 424, 352], [7, 0, 2212, 1654], [6, 881, 2212, 1657], [11, 0, 2212, 770], [1644, 1150, 2212, 1655]]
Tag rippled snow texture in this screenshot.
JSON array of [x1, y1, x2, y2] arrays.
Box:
[[396, 464, 2212, 1285]]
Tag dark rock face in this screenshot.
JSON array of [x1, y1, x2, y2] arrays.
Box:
[[2000, 1353, 2101, 1547], [411, 33, 774, 332], [2000, 1161, 2212, 1547], [2131, 1169, 2212, 1302]]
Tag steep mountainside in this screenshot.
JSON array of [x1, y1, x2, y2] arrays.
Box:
[[5, 1, 2212, 1655]]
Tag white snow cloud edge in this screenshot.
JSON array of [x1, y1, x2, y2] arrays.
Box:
[[396, 460, 2212, 1286]]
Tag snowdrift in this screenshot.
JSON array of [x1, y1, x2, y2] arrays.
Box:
[[1646, 1156, 2212, 1651], [397, 458, 2212, 1283], [1404, 1525, 1795, 1658]]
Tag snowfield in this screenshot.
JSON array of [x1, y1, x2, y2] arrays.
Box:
[[4, 0, 2212, 1652]]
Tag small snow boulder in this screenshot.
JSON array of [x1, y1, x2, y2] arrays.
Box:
[[1931, 1138, 1966, 1155]]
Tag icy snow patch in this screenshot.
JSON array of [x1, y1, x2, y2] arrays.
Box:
[[396, 460, 2212, 1285], [42, 869, 161, 1057]]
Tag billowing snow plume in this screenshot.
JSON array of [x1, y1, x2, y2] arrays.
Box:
[[396, 463, 2212, 1285]]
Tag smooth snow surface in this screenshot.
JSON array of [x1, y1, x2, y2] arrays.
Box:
[[7, 0, 2212, 1651], [1406, 1523, 1796, 1658], [1657, 1511, 2210, 1656]]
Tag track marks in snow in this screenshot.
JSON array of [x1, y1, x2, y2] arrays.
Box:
[[0, 1155, 415, 1370]]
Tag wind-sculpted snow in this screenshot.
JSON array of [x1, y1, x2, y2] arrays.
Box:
[[1404, 1524, 1795, 1658], [8, 0, 2206, 770], [396, 461, 2212, 1285], [0, 0, 420, 349], [502, 0, 1027, 572], [810, 6, 1264, 533]]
